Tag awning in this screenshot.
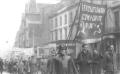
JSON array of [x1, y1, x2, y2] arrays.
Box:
[[81, 32, 120, 44], [81, 38, 102, 44], [50, 40, 77, 44], [102, 32, 120, 39]]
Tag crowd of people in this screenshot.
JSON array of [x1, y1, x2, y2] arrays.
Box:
[[46, 44, 117, 74], [0, 56, 44, 74]]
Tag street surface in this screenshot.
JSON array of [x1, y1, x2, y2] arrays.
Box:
[[2, 72, 10, 74], [1, 71, 42, 74]]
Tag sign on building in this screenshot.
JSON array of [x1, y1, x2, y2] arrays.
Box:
[[38, 47, 50, 59], [76, 2, 106, 40]]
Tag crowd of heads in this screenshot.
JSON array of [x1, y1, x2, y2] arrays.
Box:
[[0, 55, 41, 74]]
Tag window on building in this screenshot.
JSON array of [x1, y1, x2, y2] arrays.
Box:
[[39, 48, 44, 55], [101, 0, 104, 5], [51, 20, 53, 29], [69, 11, 73, 24], [117, 41, 120, 69], [55, 18, 58, 27], [60, 29, 62, 40], [114, 11, 119, 32], [60, 16, 62, 26], [65, 14, 67, 24], [53, 31, 55, 41], [51, 31, 53, 41], [64, 27, 67, 39], [55, 30, 58, 40]]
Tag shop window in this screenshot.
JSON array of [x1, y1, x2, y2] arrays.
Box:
[[117, 41, 120, 69], [39, 48, 44, 55], [114, 11, 119, 32]]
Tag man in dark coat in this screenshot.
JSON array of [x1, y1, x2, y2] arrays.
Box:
[[0, 59, 3, 74], [47, 45, 77, 74]]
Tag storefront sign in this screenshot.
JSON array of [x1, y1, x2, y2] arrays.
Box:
[[77, 2, 106, 39], [56, 40, 76, 49]]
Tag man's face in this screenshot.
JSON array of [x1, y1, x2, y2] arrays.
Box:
[[84, 45, 87, 49], [83, 44, 92, 53], [62, 50, 66, 55], [110, 45, 114, 52]]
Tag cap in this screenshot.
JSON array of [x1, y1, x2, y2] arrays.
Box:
[[82, 44, 88, 48]]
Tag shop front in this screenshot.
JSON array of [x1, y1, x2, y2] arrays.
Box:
[[52, 40, 76, 58], [76, 39, 103, 74], [101, 2, 120, 73], [100, 33, 120, 74]]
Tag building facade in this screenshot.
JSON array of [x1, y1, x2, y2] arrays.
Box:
[[14, 0, 44, 48], [14, 0, 68, 57], [103, 0, 120, 72], [49, 0, 120, 74], [50, 6, 76, 41], [49, 0, 105, 57]]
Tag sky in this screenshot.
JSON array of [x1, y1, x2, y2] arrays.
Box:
[[0, 0, 60, 58]]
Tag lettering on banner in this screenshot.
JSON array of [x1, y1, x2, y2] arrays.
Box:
[[77, 2, 106, 39], [82, 4, 105, 14]]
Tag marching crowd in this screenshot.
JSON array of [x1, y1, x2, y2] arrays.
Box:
[[0, 56, 44, 74]]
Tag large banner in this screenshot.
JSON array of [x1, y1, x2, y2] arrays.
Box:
[[76, 2, 106, 40]]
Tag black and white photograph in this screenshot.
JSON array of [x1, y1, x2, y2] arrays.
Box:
[[0, 0, 120, 74]]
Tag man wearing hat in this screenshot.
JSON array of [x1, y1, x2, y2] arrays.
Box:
[[56, 45, 68, 59]]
